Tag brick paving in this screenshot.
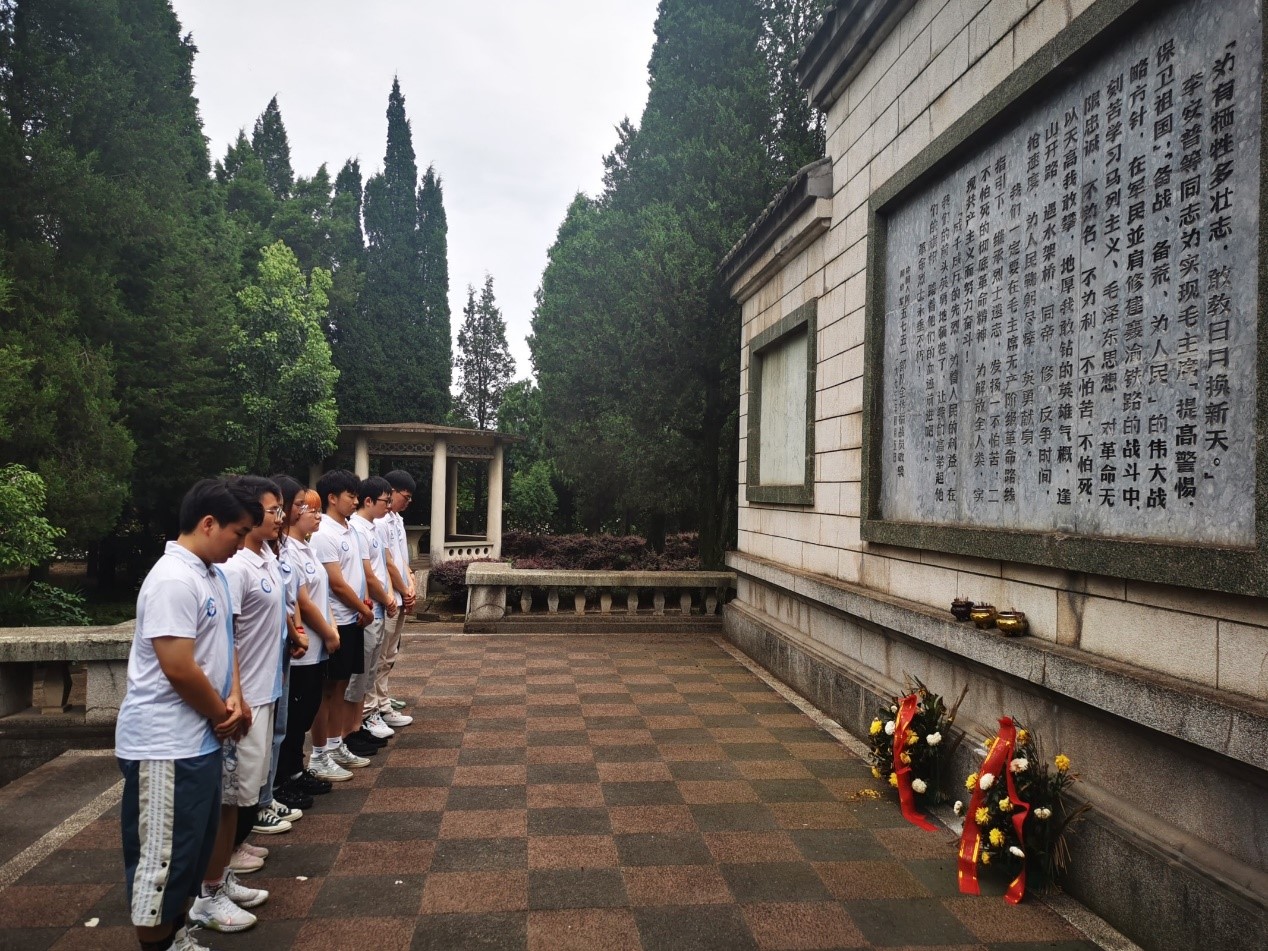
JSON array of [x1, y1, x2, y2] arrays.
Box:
[[0, 632, 1100, 950]]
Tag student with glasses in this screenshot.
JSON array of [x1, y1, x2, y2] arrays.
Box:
[[345, 476, 398, 749], [367, 469, 418, 731]]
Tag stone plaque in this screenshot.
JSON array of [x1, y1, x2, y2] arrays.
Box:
[[876, 0, 1261, 546]]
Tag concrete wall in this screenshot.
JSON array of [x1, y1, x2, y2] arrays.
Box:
[[728, 2, 1268, 948]]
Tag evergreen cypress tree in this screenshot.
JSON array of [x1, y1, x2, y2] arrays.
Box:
[[251, 94, 294, 200], [417, 164, 451, 409], [455, 276, 514, 430], [358, 78, 449, 422], [0, 0, 243, 556]]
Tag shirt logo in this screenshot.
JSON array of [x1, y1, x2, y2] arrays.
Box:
[[279, 562, 292, 575], [305, 562, 316, 575], [261, 578, 273, 593], [206, 597, 218, 618], [340, 540, 350, 551]]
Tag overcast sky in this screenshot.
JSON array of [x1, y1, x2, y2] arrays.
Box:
[[168, 0, 660, 382]]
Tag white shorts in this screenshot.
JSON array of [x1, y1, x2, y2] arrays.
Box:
[[221, 702, 275, 806]]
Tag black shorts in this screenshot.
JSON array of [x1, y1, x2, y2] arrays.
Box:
[[325, 623, 365, 681]]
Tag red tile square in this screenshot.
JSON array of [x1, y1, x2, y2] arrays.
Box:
[[388, 747, 461, 767], [770, 803, 861, 829], [812, 861, 931, 900], [463, 731, 526, 749], [296, 916, 414, 951], [622, 864, 734, 906], [597, 761, 672, 783], [527, 783, 606, 808], [438, 809, 528, 839], [452, 765, 528, 786], [0, 884, 111, 928], [704, 831, 802, 864], [735, 760, 815, 780], [526, 716, 588, 732], [946, 895, 1084, 943], [528, 835, 619, 869], [363, 787, 448, 813], [589, 729, 656, 746], [659, 743, 725, 762], [528, 908, 641, 951], [334, 840, 436, 876], [677, 780, 761, 804], [743, 901, 867, 950], [526, 746, 594, 764], [419, 870, 528, 913], [607, 805, 696, 833]]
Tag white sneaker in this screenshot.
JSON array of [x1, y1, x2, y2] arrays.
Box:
[[272, 800, 303, 823], [222, 869, 269, 909], [363, 711, 395, 738], [228, 845, 264, 874], [251, 803, 292, 835], [172, 924, 214, 950], [330, 742, 370, 768], [309, 749, 354, 782], [380, 709, 413, 728], [238, 841, 269, 859], [190, 887, 257, 933]]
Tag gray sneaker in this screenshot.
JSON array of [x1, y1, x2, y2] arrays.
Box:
[[330, 742, 370, 768], [309, 749, 354, 782]]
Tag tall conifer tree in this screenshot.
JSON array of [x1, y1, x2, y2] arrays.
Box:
[[252, 94, 294, 200], [358, 78, 449, 422], [455, 276, 514, 430], [0, 0, 242, 558]]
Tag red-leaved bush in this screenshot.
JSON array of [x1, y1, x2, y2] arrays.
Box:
[[501, 532, 700, 571]]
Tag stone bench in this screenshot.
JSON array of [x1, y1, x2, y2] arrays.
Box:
[[0, 622, 134, 723], [464, 565, 736, 633]]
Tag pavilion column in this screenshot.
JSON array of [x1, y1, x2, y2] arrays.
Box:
[[430, 437, 447, 564], [486, 444, 504, 559], [446, 459, 459, 536], [353, 436, 370, 480], [308, 463, 322, 489]]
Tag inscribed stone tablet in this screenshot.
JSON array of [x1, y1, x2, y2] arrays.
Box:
[[878, 0, 1261, 545]]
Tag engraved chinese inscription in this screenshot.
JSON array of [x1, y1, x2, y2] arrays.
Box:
[[879, 0, 1261, 545]]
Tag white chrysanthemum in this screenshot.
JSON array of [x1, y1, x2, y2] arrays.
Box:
[[1034, 807, 1052, 820], [890, 704, 898, 713], [884, 720, 896, 736], [1009, 757, 1029, 773], [926, 732, 942, 746], [979, 772, 995, 790], [911, 778, 927, 794], [953, 800, 964, 816], [1009, 846, 1026, 859]]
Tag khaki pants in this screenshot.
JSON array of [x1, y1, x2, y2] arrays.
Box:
[[364, 606, 404, 715]]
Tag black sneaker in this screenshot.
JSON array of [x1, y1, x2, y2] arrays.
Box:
[[352, 727, 389, 747], [291, 769, 333, 796], [274, 784, 314, 811], [344, 735, 380, 757]]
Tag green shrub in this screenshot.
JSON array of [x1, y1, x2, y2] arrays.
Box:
[[0, 581, 92, 626]]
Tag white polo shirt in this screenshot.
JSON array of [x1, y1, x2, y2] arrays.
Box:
[[375, 510, 410, 605], [115, 542, 233, 761], [311, 513, 365, 625], [350, 513, 388, 621], [222, 544, 286, 707], [282, 536, 331, 667]]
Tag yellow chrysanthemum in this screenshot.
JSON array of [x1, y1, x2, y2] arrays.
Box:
[[986, 736, 997, 750], [1055, 754, 1071, 772], [1017, 729, 1029, 745], [974, 807, 991, 826], [989, 828, 1005, 846], [980, 851, 991, 866], [870, 719, 883, 735], [871, 766, 881, 779], [906, 731, 919, 746], [888, 772, 898, 787], [900, 752, 911, 765], [998, 797, 1013, 813], [965, 772, 978, 790]]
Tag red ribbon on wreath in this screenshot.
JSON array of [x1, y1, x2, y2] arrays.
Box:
[[892, 693, 938, 831], [957, 716, 1031, 904]]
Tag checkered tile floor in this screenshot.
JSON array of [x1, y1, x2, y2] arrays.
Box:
[[0, 632, 1099, 950]]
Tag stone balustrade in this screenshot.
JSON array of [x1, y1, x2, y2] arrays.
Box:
[[0, 622, 134, 722], [464, 564, 736, 633]]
